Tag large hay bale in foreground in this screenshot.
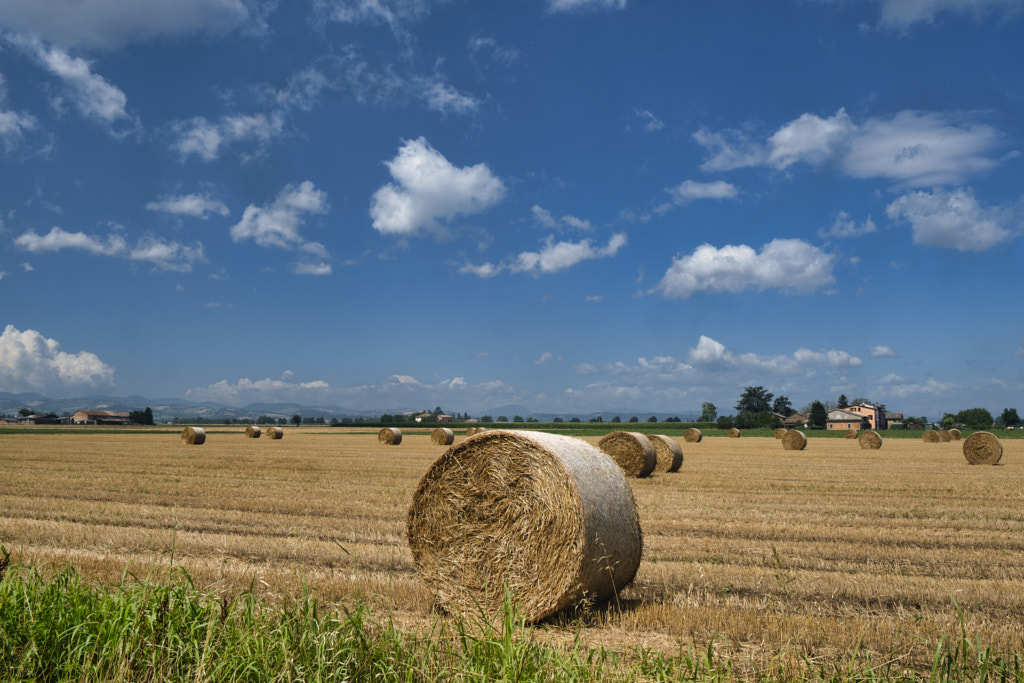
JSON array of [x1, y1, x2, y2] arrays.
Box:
[[923, 429, 940, 443], [683, 428, 703, 443], [962, 431, 1002, 465], [265, 426, 284, 440], [378, 427, 402, 445], [774, 428, 787, 439], [431, 427, 455, 445], [781, 430, 807, 451], [938, 429, 952, 442], [844, 429, 858, 439], [728, 428, 741, 438], [245, 425, 261, 439], [649, 434, 683, 473], [181, 427, 206, 445], [407, 430, 642, 624], [597, 431, 656, 478], [950, 429, 962, 441], [858, 430, 882, 450]]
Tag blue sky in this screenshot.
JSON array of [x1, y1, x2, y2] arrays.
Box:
[[1, 0, 1022, 420]]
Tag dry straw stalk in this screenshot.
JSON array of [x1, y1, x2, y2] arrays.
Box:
[[180, 427, 205, 445], [649, 434, 683, 473], [683, 428, 703, 443], [378, 427, 402, 445], [858, 430, 882, 450], [431, 427, 455, 446], [245, 425, 261, 439], [962, 431, 1003, 465], [781, 430, 807, 451], [407, 429, 642, 624], [597, 431, 657, 478]]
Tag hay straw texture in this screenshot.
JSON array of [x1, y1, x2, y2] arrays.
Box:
[[728, 428, 741, 438], [683, 428, 703, 443], [407, 429, 642, 623], [378, 427, 402, 445], [180, 427, 205, 445], [774, 428, 787, 439], [649, 434, 683, 473], [597, 431, 657, 478], [431, 427, 455, 446], [245, 425, 261, 439], [858, 431, 882, 450], [781, 430, 807, 451], [844, 429, 858, 439], [923, 430, 940, 443], [265, 426, 284, 440], [950, 429, 962, 441], [962, 432, 1003, 465], [938, 430, 952, 442]]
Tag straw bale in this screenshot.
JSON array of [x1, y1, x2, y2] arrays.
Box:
[[378, 427, 402, 445], [938, 429, 952, 442], [597, 431, 657, 478], [844, 429, 858, 439], [683, 428, 703, 443], [950, 429, 962, 441], [265, 426, 284, 440], [781, 430, 807, 451], [431, 427, 455, 445], [407, 429, 642, 624], [728, 428, 741, 438], [923, 429, 940, 443], [858, 430, 882, 450], [180, 427, 206, 445], [649, 434, 683, 473], [245, 425, 261, 439], [962, 431, 1002, 465], [774, 428, 787, 439]]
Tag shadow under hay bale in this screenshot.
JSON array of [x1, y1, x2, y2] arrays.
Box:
[[858, 430, 882, 450], [181, 427, 205, 445], [774, 428, 787, 439], [245, 425, 261, 439], [683, 428, 702, 443], [378, 427, 402, 445], [923, 429, 940, 443], [844, 429, 858, 439], [728, 428, 741, 438], [781, 430, 807, 451], [431, 427, 455, 445], [597, 431, 656, 478], [265, 426, 284, 440], [962, 431, 1002, 465], [649, 434, 683, 473], [407, 429, 642, 624]]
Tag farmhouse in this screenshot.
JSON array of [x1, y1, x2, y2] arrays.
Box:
[[826, 409, 869, 431], [72, 410, 131, 425], [845, 403, 885, 430], [780, 412, 808, 428], [16, 413, 60, 425]]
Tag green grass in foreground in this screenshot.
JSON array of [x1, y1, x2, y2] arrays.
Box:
[[1, 550, 1022, 683]]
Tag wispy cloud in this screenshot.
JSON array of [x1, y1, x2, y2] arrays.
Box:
[[817, 211, 877, 239], [15, 226, 205, 271], [546, 0, 627, 13], [886, 187, 1016, 252], [462, 233, 628, 278], [230, 181, 332, 274], [146, 193, 230, 219]]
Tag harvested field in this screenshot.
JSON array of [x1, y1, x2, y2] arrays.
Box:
[[1, 427, 1022, 677]]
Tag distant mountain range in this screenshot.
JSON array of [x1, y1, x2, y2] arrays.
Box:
[[0, 392, 698, 424]]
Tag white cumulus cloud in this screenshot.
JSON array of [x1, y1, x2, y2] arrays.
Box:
[[231, 181, 329, 254], [817, 211, 877, 239], [870, 345, 898, 358], [0, 325, 114, 393], [886, 188, 1015, 252], [511, 233, 627, 275], [171, 112, 284, 162]]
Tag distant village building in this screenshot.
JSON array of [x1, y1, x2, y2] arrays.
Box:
[[780, 412, 808, 429], [826, 409, 868, 431], [437, 414, 454, 423], [16, 413, 60, 425], [845, 403, 885, 430], [71, 410, 131, 425]]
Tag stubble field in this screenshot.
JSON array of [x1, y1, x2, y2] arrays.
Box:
[[1, 426, 1022, 676]]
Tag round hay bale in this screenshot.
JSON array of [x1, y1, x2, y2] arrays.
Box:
[[597, 431, 656, 478], [938, 429, 952, 442], [431, 427, 455, 446], [683, 428, 703, 443], [378, 427, 402, 445], [407, 429, 642, 624], [858, 430, 882, 450], [728, 428, 741, 438], [265, 426, 284, 440], [922, 429, 940, 443], [245, 425, 261, 439], [649, 434, 683, 473], [950, 429, 962, 441], [774, 428, 787, 439], [844, 429, 858, 439], [466, 427, 477, 436], [962, 431, 1002, 465], [781, 430, 807, 451], [181, 427, 205, 445]]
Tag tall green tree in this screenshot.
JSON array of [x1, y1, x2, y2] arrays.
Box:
[[772, 395, 794, 417], [291, 414, 302, 427], [700, 402, 717, 422], [808, 400, 828, 429], [837, 394, 849, 409], [1001, 407, 1021, 427], [955, 407, 994, 429], [735, 386, 773, 415]]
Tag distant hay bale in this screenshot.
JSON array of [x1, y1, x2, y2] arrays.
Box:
[[245, 425, 261, 439], [938, 430, 952, 442], [858, 430, 882, 450], [781, 430, 807, 451], [180, 427, 206, 445], [466, 427, 478, 436], [265, 426, 284, 440], [844, 429, 858, 439], [431, 427, 455, 445], [597, 431, 656, 478], [923, 430, 940, 443], [683, 428, 703, 443], [728, 428, 741, 438], [962, 431, 1002, 465], [950, 429, 962, 441], [407, 429, 642, 624], [649, 434, 683, 473], [378, 427, 402, 445], [774, 428, 787, 439]]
